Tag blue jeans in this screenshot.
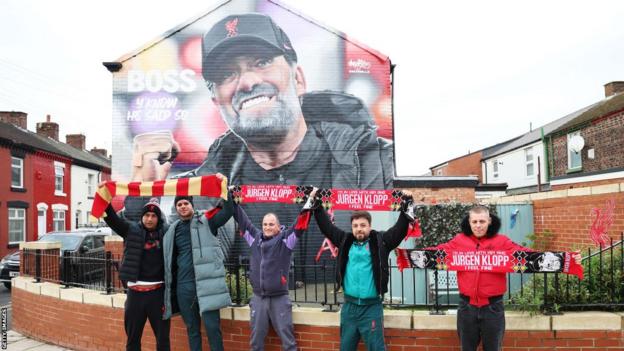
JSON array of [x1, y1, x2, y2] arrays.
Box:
[[177, 281, 224, 351], [457, 295, 505, 351]]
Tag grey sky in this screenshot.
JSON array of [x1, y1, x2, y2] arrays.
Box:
[[1, 0, 623, 176]]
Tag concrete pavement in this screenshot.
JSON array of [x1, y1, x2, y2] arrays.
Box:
[[6, 330, 72, 350]]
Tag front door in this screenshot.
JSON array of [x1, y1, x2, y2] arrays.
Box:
[[37, 210, 46, 238]]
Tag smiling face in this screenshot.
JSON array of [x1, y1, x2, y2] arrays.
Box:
[[210, 46, 306, 147], [175, 200, 194, 220], [262, 213, 280, 237]]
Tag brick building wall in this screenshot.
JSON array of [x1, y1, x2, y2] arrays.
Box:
[[533, 192, 624, 251], [431, 151, 483, 183], [403, 187, 475, 204], [12, 284, 624, 351], [551, 110, 624, 178]]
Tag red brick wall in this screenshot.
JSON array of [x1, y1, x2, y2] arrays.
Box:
[[551, 111, 624, 178], [432, 152, 483, 183], [13, 287, 624, 351], [20, 248, 60, 282], [533, 192, 624, 251]]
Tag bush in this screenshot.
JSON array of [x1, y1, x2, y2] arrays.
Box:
[[413, 203, 497, 248], [508, 249, 624, 313], [226, 266, 253, 304]]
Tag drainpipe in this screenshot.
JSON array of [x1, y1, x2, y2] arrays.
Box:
[[540, 127, 550, 182]]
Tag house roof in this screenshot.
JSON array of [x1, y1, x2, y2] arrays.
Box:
[[0, 121, 64, 156], [549, 92, 624, 135], [429, 135, 521, 170], [34, 133, 111, 170], [482, 101, 598, 160], [111, 0, 388, 65], [0, 120, 110, 170]]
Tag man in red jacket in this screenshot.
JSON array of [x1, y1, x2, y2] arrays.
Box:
[[432, 205, 579, 351]]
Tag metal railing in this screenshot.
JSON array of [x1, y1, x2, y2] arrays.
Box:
[[18, 232, 624, 314]]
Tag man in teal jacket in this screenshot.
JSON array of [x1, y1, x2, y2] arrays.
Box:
[[162, 174, 233, 351]]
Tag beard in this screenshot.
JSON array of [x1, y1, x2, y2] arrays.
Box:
[[219, 78, 301, 148]]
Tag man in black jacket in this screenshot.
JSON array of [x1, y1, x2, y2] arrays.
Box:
[[102, 196, 170, 351], [309, 188, 413, 351]]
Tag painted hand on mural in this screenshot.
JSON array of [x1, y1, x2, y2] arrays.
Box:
[[130, 131, 180, 182]]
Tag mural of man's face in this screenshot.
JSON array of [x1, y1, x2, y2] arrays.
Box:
[[211, 46, 306, 147]]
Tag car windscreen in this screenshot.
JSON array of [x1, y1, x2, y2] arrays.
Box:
[[38, 235, 82, 251]]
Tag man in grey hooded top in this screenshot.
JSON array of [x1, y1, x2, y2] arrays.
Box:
[[162, 181, 233, 351]]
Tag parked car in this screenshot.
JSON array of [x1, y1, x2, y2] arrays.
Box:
[[0, 230, 109, 289], [0, 251, 20, 289]]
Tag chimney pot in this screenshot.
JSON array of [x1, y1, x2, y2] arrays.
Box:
[[604, 81, 624, 98]]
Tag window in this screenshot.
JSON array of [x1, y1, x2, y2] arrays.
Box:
[[87, 174, 95, 195], [11, 157, 23, 188], [525, 147, 534, 177], [53, 210, 65, 231], [9, 208, 26, 244], [55, 164, 64, 193], [492, 160, 499, 178], [567, 131, 582, 170]]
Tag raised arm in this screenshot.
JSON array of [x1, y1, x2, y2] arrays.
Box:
[[381, 212, 410, 250], [207, 192, 234, 236], [313, 206, 346, 247], [232, 203, 262, 247], [103, 204, 130, 239], [382, 190, 414, 250]]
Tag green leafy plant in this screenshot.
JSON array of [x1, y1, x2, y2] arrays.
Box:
[[226, 267, 253, 305], [413, 203, 497, 248], [508, 250, 624, 313]]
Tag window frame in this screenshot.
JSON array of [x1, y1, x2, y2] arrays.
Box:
[[54, 162, 66, 195], [492, 159, 499, 179], [567, 131, 582, 171], [8, 208, 26, 244], [53, 209, 66, 231], [11, 157, 24, 188], [525, 146, 535, 177]]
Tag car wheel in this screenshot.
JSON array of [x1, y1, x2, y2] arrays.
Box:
[[4, 282, 11, 290]]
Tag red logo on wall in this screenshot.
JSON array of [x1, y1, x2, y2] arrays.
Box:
[[225, 18, 239, 37]]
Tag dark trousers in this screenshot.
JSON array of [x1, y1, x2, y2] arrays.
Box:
[[457, 295, 505, 351], [125, 286, 171, 351], [177, 281, 224, 351], [340, 299, 385, 351], [249, 294, 297, 351]]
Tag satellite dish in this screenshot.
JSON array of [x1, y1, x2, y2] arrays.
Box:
[[569, 135, 585, 153]]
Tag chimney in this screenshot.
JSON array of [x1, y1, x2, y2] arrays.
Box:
[[66, 134, 86, 150], [90, 147, 108, 158], [0, 111, 28, 129], [604, 81, 624, 98], [36, 114, 59, 141]]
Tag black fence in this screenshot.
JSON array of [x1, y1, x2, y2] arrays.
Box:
[[19, 233, 624, 315]]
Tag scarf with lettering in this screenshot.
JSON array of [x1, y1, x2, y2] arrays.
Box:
[[395, 248, 584, 280], [230, 185, 407, 211], [91, 175, 228, 218]]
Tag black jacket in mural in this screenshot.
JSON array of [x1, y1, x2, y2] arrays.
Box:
[[313, 206, 410, 295], [171, 91, 394, 264], [178, 90, 394, 189], [104, 204, 168, 283]]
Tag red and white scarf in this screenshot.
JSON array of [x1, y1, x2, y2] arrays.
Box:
[[91, 175, 228, 218]]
